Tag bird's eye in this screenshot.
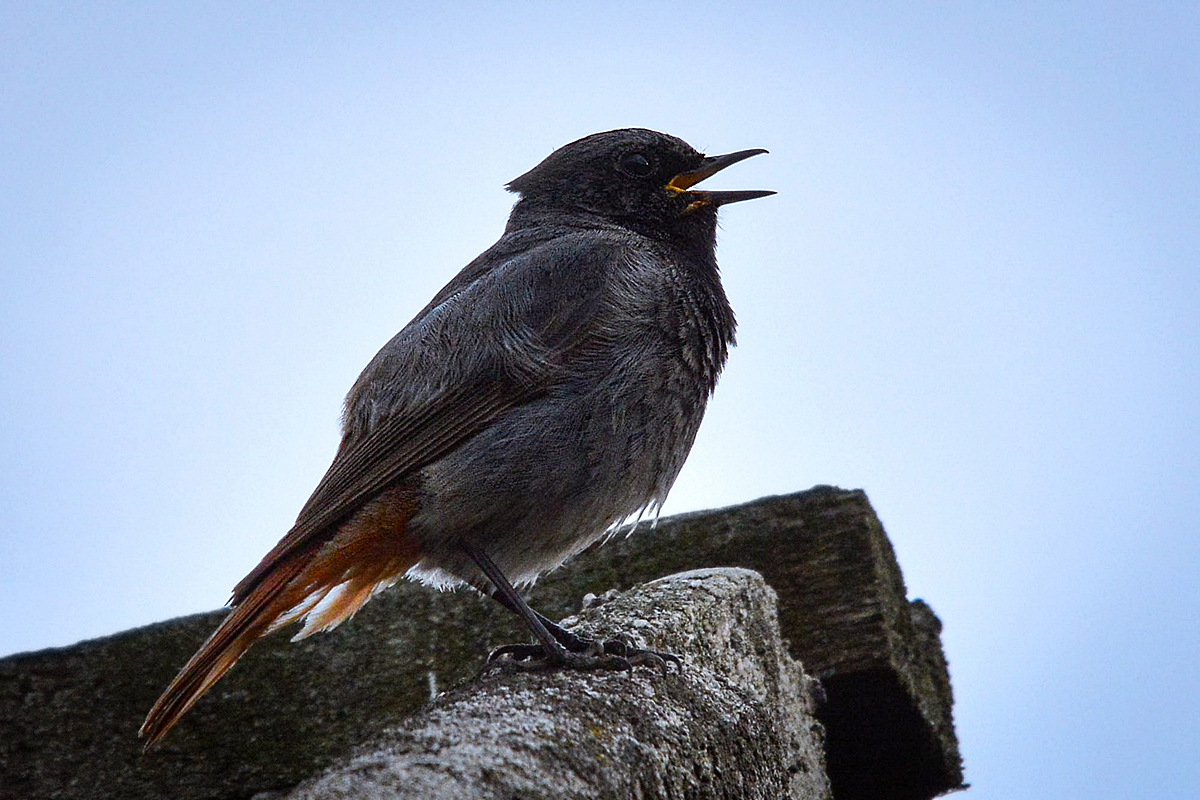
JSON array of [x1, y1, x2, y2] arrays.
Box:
[[618, 152, 653, 177]]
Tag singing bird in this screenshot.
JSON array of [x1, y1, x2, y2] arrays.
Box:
[[141, 128, 772, 747]]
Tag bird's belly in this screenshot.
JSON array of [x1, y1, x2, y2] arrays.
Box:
[[404, 380, 707, 590]]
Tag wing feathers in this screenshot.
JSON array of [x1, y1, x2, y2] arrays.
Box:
[[231, 384, 535, 603]]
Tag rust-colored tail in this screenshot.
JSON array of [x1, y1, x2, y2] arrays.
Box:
[[140, 489, 421, 749]]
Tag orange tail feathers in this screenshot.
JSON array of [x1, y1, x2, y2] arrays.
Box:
[[140, 490, 421, 749]]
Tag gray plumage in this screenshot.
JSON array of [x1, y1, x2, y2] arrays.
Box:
[[239, 128, 766, 600], [140, 128, 771, 748]]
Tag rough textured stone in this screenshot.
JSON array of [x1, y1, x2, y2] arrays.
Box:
[[282, 568, 830, 800], [0, 487, 963, 799], [523, 486, 965, 799]]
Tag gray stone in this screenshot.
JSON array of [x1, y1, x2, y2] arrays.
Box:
[[282, 568, 830, 800], [0, 487, 963, 799], [527, 486, 964, 799]]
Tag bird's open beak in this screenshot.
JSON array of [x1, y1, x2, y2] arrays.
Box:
[[665, 148, 775, 207]]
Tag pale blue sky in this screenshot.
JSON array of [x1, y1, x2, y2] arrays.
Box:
[[2, 3, 1197, 797]]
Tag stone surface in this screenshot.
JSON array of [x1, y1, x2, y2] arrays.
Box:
[[282, 568, 830, 800], [525, 486, 965, 799], [0, 487, 963, 799]]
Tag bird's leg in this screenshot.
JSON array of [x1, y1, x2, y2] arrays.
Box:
[[461, 541, 626, 672], [461, 541, 563, 657], [488, 591, 596, 654], [461, 541, 679, 674]]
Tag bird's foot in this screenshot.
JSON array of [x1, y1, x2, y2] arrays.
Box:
[[484, 636, 681, 676]]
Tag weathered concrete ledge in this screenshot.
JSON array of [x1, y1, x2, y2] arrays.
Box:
[[279, 568, 829, 800], [0, 487, 964, 799], [0, 569, 828, 800], [546, 486, 964, 800]]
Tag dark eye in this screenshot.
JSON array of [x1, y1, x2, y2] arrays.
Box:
[[618, 152, 653, 177]]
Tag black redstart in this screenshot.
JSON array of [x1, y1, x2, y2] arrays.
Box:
[[141, 128, 773, 747]]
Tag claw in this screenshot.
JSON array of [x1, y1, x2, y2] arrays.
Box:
[[486, 643, 546, 664], [481, 635, 682, 677]]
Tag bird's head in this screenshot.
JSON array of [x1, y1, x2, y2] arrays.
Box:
[[506, 128, 773, 249]]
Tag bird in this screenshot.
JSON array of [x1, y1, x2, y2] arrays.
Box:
[[140, 128, 773, 748]]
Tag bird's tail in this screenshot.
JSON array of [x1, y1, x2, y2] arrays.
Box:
[[140, 494, 421, 749]]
